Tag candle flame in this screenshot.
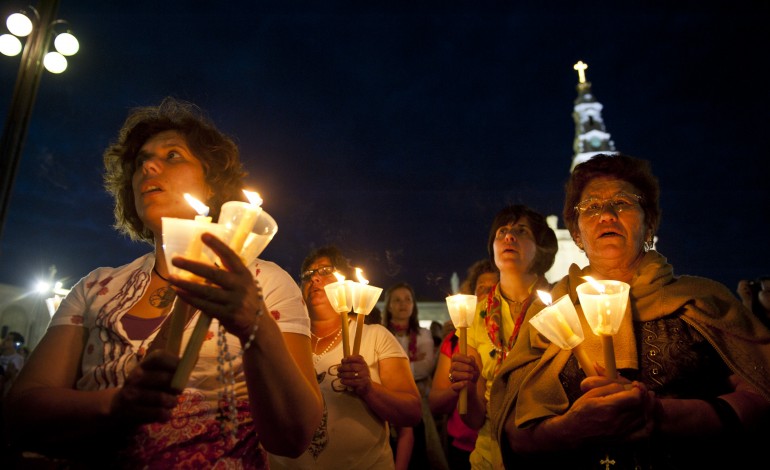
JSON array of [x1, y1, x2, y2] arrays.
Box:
[[333, 272, 345, 282], [183, 193, 210, 216], [243, 189, 263, 207], [582, 276, 606, 293], [354, 267, 369, 284], [536, 290, 552, 306]]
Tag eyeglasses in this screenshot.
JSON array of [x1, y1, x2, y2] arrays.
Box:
[[301, 265, 336, 282], [574, 192, 642, 218]]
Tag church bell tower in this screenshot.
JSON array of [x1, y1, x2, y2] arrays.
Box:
[[570, 61, 616, 171]]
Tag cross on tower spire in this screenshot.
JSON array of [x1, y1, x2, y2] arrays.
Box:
[[574, 60, 588, 84]]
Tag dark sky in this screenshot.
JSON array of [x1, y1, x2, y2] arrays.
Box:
[[0, 2, 768, 301]]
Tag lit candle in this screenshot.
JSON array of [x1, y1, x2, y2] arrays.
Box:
[[176, 191, 266, 385], [531, 291, 597, 376], [184, 193, 211, 223], [169, 194, 277, 388], [179, 193, 212, 282], [351, 268, 382, 356], [576, 277, 630, 379], [163, 194, 212, 359], [219, 190, 262, 257], [445, 294, 477, 414], [535, 291, 580, 344], [323, 272, 352, 357], [581, 276, 614, 335]]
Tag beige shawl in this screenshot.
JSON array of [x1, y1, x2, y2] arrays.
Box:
[[489, 251, 770, 444]]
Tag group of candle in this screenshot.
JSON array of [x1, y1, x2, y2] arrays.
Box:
[[322, 268, 383, 357], [162, 190, 270, 278], [441, 276, 629, 416], [164, 192, 630, 405], [530, 276, 630, 379], [161, 190, 277, 389]]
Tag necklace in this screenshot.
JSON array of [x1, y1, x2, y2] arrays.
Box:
[[482, 281, 538, 375], [153, 266, 170, 282], [312, 328, 341, 363], [150, 267, 176, 309], [311, 328, 341, 342], [390, 323, 408, 335]]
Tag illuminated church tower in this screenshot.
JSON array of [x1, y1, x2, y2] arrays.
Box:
[[546, 61, 614, 282], [570, 61, 616, 171]]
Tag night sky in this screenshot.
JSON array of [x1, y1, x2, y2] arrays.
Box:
[[0, 2, 768, 301]]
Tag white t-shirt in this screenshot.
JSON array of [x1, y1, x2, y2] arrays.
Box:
[[393, 327, 435, 396], [50, 252, 309, 467], [269, 322, 406, 470]]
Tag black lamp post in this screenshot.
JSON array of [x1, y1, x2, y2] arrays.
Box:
[[0, 0, 63, 241]]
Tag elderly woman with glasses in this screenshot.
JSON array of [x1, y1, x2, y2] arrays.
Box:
[[489, 153, 770, 469], [269, 245, 421, 470]]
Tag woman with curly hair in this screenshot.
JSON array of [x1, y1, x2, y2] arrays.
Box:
[[5, 97, 322, 468]]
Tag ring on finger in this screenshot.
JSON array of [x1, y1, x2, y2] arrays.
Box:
[[448, 372, 454, 383], [354, 372, 359, 378]]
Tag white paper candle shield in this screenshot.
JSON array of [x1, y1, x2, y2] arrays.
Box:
[[445, 293, 476, 414], [161, 217, 228, 280], [324, 278, 354, 313], [218, 200, 262, 255], [445, 294, 477, 328], [575, 279, 630, 336], [529, 293, 584, 349], [349, 268, 383, 356], [238, 210, 278, 266], [350, 269, 382, 315]]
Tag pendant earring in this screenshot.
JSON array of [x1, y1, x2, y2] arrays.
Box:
[[643, 238, 653, 252]]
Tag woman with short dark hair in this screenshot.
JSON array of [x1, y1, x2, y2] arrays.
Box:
[[448, 204, 557, 469]]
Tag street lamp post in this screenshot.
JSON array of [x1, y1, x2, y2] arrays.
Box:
[[0, 0, 61, 241]]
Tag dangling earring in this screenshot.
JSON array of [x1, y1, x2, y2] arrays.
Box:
[[643, 237, 654, 252]]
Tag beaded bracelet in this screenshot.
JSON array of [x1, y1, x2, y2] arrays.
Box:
[[239, 307, 263, 356]]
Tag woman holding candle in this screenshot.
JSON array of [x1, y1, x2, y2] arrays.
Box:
[[4, 98, 323, 468], [490, 153, 770, 469], [448, 205, 557, 469], [383, 283, 437, 398], [429, 259, 498, 470], [269, 245, 421, 469]]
